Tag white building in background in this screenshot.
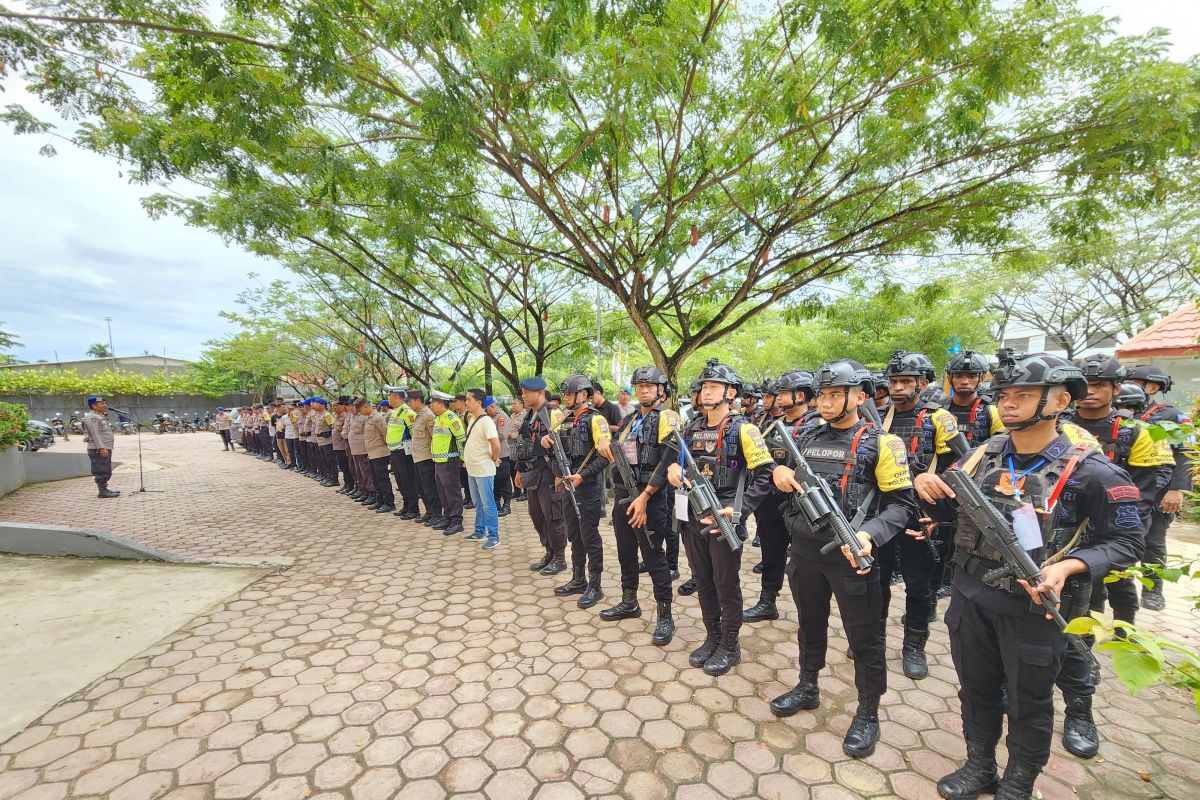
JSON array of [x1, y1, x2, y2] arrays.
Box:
[[995, 319, 1125, 360]]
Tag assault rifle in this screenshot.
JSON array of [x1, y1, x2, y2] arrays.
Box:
[[765, 419, 874, 571], [941, 467, 1099, 668], [608, 436, 640, 509], [541, 408, 582, 519], [673, 429, 742, 553]]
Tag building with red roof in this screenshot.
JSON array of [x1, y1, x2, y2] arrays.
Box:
[[1115, 302, 1200, 403]]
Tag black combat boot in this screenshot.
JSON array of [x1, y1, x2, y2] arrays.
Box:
[[678, 578, 698, 596], [994, 760, 1040, 800], [651, 602, 675, 646], [578, 575, 604, 609], [902, 625, 930, 680], [1142, 585, 1165, 611], [752, 561, 764, 574], [1062, 694, 1099, 759], [530, 549, 553, 572], [770, 670, 820, 717], [744, 590, 779, 623], [97, 486, 121, 498], [554, 568, 587, 596], [703, 631, 741, 676], [599, 588, 641, 621], [689, 619, 722, 667], [936, 738, 1000, 799], [842, 697, 881, 758], [541, 554, 568, 576]]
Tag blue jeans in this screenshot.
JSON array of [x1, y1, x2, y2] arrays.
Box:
[[468, 475, 499, 539]]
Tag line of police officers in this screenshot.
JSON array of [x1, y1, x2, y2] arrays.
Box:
[[227, 350, 1188, 800]]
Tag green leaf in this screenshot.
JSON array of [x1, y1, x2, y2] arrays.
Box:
[[1064, 616, 1101, 635], [1111, 648, 1163, 694]]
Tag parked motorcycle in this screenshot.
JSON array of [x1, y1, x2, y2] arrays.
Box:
[[18, 420, 55, 452], [68, 412, 85, 435], [47, 413, 68, 440]]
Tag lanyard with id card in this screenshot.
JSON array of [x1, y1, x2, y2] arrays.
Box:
[[1007, 455, 1047, 552]]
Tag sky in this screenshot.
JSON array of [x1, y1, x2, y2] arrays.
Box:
[[0, 1, 1197, 364]]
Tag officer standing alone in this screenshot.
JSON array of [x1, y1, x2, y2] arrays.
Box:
[[82, 396, 119, 498]]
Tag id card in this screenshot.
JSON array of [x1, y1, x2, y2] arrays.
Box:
[[621, 439, 639, 465], [675, 491, 690, 522], [1012, 503, 1042, 551]]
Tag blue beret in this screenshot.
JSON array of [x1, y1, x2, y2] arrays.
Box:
[[518, 376, 547, 391], [377, 399, 390, 408], [86, 395, 103, 407], [483, 395, 496, 408], [216, 407, 226, 411], [297, 399, 309, 406], [310, 397, 327, 406]]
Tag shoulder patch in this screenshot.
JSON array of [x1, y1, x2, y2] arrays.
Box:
[[1112, 504, 1142, 530], [1106, 484, 1140, 502], [934, 409, 958, 433], [882, 435, 909, 467]]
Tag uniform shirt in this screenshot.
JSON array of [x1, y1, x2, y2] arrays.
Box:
[[884, 404, 966, 475], [947, 395, 1004, 445], [347, 413, 368, 455], [791, 419, 915, 547], [508, 410, 527, 445], [463, 412, 500, 477], [1063, 412, 1174, 522], [411, 407, 435, 462], [386, 406, 417, 451], [1142, 401, 1195, 492], [490, 408, 512, 459], [82, 411, 115, 451], [313, 409, 334, 443], [613, 404, 681, 491], [364, 411, 390, 459], [944, 433, 1146, 617], [331, 412, 347, 450], [214, 412, 232, 431], [431, 410, 467, 462], [679, 411, 775, 519]]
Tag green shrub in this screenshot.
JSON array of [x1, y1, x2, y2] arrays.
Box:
[[0, 401, 32, 450]]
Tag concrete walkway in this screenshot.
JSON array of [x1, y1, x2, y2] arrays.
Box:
[[0, 434, 1196, 800]]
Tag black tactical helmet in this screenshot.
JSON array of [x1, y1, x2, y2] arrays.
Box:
[[697, 357, 743, 392], [1114, 381, 1148, 413], [919, 385, 949, 409], [1075, 354, 1126, 383], [945, 349, 990, 375], [815, 359, 873, 390], [630, 366, 669, 386], [884, 349, 935, 381], [1126, 364, 1173, 393], [740, 382, 762, 400], [559, 373, 593, 395], [775, 369, 816, 398], [992, 351, 1087, 401], [762, 380, 778, 396], [689, 380, 702, 395]]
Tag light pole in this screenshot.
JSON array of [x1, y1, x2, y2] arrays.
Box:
[[104, 317, 116, 367]]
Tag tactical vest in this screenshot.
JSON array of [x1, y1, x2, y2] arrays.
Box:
[[949, 397, 993, 444], [954, 434, 1099, 597], [794, 422, 880, 520], [513, 408, 550, 465], [1069, 413, 1133, 468], [684, 414, 749, 491], [763, 416, 808, 466], [567, 408, 599, 461], [617, 407, 666, 482], [886, 405, 936, 472]]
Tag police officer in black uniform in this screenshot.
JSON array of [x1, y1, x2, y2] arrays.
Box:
[[915, 352, 1145, 800], [600, 366, 681, 645], [880, 350, 970, 680], [768, 359, 916, 758], [547, 374, 612, 609], [745, 369, 817, 623], [666, 358, 775, 676], [512, 376, 570, 577], [1052, 354, 1173, 759], [1126, 363, 1192, 611]]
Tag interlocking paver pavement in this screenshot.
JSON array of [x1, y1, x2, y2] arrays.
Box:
[[1, 434, 1197, 799]]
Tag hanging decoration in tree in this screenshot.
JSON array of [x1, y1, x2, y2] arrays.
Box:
[[701, 273, 711, 290], [602, 205, 611, 224], [631, 203, 643, 222], [690, 225, 699, 245], [760, 248, 770, 264], [742, 221, 752, 235]]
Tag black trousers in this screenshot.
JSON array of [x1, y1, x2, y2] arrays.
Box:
[[612, 488, 672, 602], [877, 532, 936, 632], [389, 450, 419, 511], [87, 449, 113, 488], [753, 496, 789, 597], [415, 459, 442, 517], [436, 459, 464, 523], [929, 523, 956, 594], [788, 539, 886, 701], [335, 449, 354, 489], [494, 457, 513, 503], [527, 474, 567, 557], [567, 479, 604, 577], [319, 444, 335, 480], [947, 587, 1067, 767], [219, 430, 232, 449], [370, 456, 394, 506], [293, 440, 305, 469], [1055, 634, 1096, 698], [1143, 508, 1173, 592], [682, 523, 744, 637], [261, 430, 275, 459]]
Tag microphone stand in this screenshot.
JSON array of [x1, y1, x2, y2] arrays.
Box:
[[111, 408, 163, 495]]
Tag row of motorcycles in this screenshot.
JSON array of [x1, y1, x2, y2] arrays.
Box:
[[41, 410, 216, 437]]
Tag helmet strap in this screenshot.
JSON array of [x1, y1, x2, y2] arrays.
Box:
[[1005, 386, 1061, 431], [830, 387, 853, 422]]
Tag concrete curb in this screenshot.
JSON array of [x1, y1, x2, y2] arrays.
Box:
[[0, 521, 293, 569]]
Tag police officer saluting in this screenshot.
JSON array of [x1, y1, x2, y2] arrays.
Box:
[[600, 366, 680, 644], [547, 374, 612, 609], [881, 349, 970, 680], [512, 377, 569, 576], [915, 352, 1145, 800], [745, 369, 817, 623], [1126, 363, 1192, 611], [666, 359, 774, 676], [768, 360, 915, 758]]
